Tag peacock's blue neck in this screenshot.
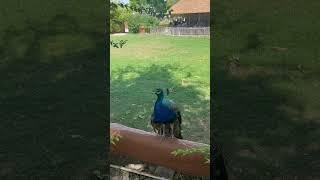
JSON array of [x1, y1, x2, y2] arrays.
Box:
[[156, 94, 164, 102], [153, 93, 176, 123]]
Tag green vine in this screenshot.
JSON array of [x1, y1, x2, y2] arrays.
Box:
[[110, 132, 122, 146], [171, 145, 210, 164]]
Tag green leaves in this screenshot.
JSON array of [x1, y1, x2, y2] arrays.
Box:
[[129, 0, 167, 18], [110, 132, 122, 146], [166, 0, 179, 9], [128, 14, 159, 33], [110, 2, 132, 33], [110, 40, 128, 48], [171, 145, 210, 164]]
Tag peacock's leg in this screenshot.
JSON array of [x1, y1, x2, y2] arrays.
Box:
[[164, 123, 171, 137], [170, 123, 174, 138], [151, 121, 157, 134], [161, 124, 164, 135], [159, 124, 166, 143], [153, 127, 156, 133], [154, 123, 160, 134]]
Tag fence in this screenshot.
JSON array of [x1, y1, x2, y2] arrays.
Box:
[[150, 27, 210, 37]]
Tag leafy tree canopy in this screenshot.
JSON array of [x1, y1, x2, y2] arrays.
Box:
[[166, 0, 179, 9], [129, 0, 167, 18]]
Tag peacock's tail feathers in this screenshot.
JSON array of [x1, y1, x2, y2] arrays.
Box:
[[173, 119, 183, 139], [177, 111, 182, 125]]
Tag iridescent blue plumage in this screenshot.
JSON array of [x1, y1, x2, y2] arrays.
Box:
[[151, 88, 182, 139], [154, 97, 177, 123]]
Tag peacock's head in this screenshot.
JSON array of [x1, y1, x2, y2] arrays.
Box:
[[153, 88, 164, 96]]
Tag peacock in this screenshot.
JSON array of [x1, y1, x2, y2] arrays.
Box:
[[150, 88, 182, 139]]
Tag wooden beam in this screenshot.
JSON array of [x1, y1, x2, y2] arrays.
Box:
[[110, 123, 210, 177]]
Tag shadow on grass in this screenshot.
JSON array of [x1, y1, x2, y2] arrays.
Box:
[[213, 62, 320, 179], [110, 64, 210, 144], [0, 14, 107, 179]]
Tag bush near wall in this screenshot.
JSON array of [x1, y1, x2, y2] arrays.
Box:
[[110, 3, 132, 34], [110, 21, 121, 33], [159, 18, 172, 27], [128, 14, 159, 33]]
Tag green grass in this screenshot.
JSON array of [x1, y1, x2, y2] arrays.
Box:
[[110, 34, 210, 144], [0, 0, 106, 178], [213, 1, 320, 179]]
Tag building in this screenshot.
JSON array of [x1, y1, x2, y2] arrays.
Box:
[[169, 0, 210, 27]]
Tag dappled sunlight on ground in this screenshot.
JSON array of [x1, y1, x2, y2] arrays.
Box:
[[110, 35, 210, 144]]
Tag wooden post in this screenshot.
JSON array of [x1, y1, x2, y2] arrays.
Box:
[[139, 25, 145, 34], [124, 21, 129, 33]]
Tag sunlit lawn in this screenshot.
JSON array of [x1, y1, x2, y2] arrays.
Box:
[[110, 34, 210, 144]]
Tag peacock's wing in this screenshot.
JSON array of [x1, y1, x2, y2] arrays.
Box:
[[161, 99, 178, 112], [154, 99, 178, 123], [164, 99, 183, 136], [153, 98, 181, 124], [150, 111, 162, 134]]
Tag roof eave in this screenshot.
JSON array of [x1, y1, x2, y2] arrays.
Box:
[[171, 12, 210, 15]]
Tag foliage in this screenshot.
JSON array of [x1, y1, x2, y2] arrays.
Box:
[[145, 0, 167, 18], [117, 7, 133, 22], [129, 0, 167, 18], [128, 14, 159, 33], [166, 0, 179, 9], [110, 40, 128, 48], [110, 132, 122, 145], [159, 18, 172, 26], [172, 145, 210, 164], [128, 0, 145, 13], [110, 1, 132, 33], [110, 2, 120, 23], [110, 21, 121, 34]]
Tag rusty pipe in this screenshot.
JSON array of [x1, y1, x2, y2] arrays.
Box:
[[110, 123, 210, 177]]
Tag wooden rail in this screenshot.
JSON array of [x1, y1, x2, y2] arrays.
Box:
[[110, 123, 210, 177]]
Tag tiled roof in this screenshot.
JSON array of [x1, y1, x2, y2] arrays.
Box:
[[170, 0, 210, 14]]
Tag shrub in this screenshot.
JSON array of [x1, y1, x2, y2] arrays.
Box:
[[159, 18, 172, 26], [110, 131, 122, 145], [110, 20, 121, 34], [128, 14, 159, 33], [110, 2, 132, 34]]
